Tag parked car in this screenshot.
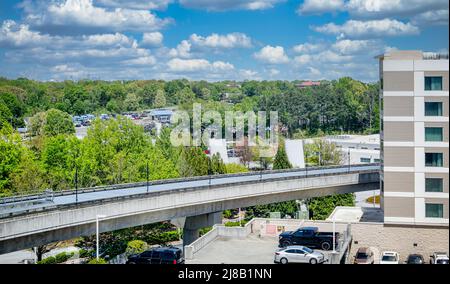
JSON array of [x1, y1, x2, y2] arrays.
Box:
[[430, 252, 449, 264], [126, 246, 184, 264], [380, 251, 399, 264], [278, 226, 339, 251], [353, 247, 375, 264], [406, 254, 425, 264], [274, 246, 326, 264]]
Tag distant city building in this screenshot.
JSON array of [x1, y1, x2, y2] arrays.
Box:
[[377, 50, 449, 227], [304, 134, 381, 165], [296, 81, 321, 88]]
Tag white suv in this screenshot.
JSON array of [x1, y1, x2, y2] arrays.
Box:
[[430, 252, 449, 264], [380, 251, 400, 264]]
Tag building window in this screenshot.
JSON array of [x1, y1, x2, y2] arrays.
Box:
[[425, 178, 444, 192], [425, 77, 443, 91], [360, 158, 371, 163], [425, 153, 444, 167], [425, 127, 443, 141], [374, 159, 381, 163], [425, 203, 444, 218], [425, 102, 443, 116]]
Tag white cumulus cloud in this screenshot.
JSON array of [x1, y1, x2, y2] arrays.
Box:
[[167, 58, 234, 72], [95, 0, 173, 10], [298, 0, 345, 14], [253, 45, 289, 64], [141, 32, 164, 47], [313, 19, 420, 39], [178, 0, 286, 11], [22, 0, 172, 34], [189, 32, 252, 49], [293, 42, 325, 53]]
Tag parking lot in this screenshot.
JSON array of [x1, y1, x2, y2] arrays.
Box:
[[186, 235, 334, 264]]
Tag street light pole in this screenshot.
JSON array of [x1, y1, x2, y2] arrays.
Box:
[[146, 161, 149, 193], [208, 160, 212, 186], [96, 215, 106, 261], [75, 164, 78, 203], [332, 217, 336, 253], [348, 149, 351, 173], [305, 152, 308, 177]]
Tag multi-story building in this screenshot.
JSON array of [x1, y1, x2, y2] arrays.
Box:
[[378, 50, 449, 227]]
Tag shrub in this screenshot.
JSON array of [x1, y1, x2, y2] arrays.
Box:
[[199, 227, 212, 236], [88, 258, 107, 264], [224, 220, 247, 227], [37, 256, 57, 264], [125, 240, 148, 255], [223, 210, 233, 219], [54, 252, 74, 263], [79, 249, 94, 258]]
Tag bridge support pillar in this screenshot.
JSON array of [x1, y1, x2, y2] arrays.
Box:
[[183, 212, 222, 247]]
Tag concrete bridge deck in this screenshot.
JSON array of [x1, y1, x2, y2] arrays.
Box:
[[0, 164, 380, 254]]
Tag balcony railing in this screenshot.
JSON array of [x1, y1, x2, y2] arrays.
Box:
[[423, 53, 449, 60]]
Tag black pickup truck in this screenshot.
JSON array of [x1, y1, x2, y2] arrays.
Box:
[[278, 227, 339, 251]]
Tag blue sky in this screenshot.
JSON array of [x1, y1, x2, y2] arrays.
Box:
[[0, 0, 448, 82]]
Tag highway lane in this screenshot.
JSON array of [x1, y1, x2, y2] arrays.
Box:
[[0, 164, 379, 217]]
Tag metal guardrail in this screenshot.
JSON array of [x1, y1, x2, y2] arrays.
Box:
[[0, 163, 380, 206]]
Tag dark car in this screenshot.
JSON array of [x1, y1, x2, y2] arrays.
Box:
[[406, 254, 425, 264], [278, 227, 339, 251], [126, 247, 184, 264]]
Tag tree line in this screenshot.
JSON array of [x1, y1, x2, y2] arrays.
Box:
[[1, 77, 379, 136]]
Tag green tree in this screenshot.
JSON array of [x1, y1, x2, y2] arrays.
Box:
[[210, 153, 226, 174], [178, 147, 209, 177], [12, 150, 47, 194], [200, 87, 211, 100], [304, 139, 342, 166], [175, 87, 195, 105], [273, 142, 292, 170], [0, 102, 13, 128], [304, 138, 353, 220], [155, 127, 180, 165], [0, 92, 25, 127], [153, 89, 167, 108], [308, 194, 355, 220], [41, 134, 80, 190], [29, 109, 75, 137], [124, 93, 140, 111], [0, 124, 23, 195]]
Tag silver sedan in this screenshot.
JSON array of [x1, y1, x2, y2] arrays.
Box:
[[274, 246, 326, 264]]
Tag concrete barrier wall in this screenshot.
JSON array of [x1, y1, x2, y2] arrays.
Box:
[[185, 226, 219, 260], [1, 173, 375, 240], [1, 172, 379, 254], [185, 221, 257, 260]]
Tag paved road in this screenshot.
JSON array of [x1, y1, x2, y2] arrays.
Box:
[[0, 164, 379, 218]]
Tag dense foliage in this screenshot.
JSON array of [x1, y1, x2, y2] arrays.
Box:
[[75, 222, 180, 260], [0, 77, 379, 136], [1, 77, 377, 256], [305, 139, 354, 219]]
